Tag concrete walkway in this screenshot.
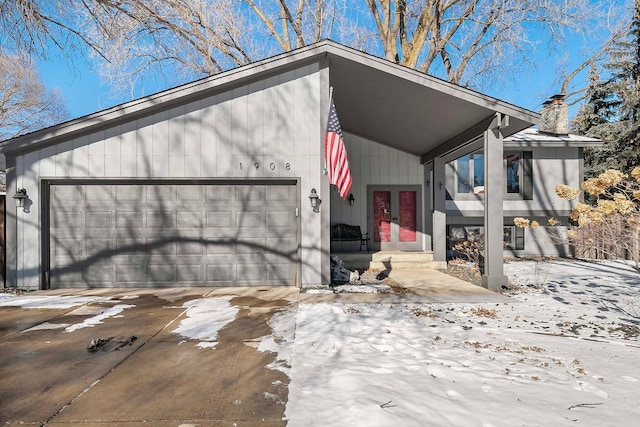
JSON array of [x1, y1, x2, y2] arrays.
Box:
[[0, 270, 505, 425], [299, 268, 510, 304]]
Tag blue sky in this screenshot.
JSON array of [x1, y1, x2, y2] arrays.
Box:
[[32, 0, 629, 125], [39, 56, 107, 119], [37, 24, 609, 124], [38, 52, 576, 121]]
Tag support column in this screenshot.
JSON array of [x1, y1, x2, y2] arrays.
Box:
[[482, 114, 509, 291], [432, 157, 447, 261], [423, 163, 434, 251], [319, 60, 331, 285]]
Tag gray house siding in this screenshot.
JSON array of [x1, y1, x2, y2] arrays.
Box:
[[445, 145, 582, 257], [329, 133, 425, 250], [2, 40, 545, 291], [446, 146, 581, 217], [9, 64, 325, 289]]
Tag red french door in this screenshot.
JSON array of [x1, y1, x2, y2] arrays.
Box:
[[370, 186, 421, 251]]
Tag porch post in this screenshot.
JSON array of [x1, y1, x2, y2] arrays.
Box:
[[423, 163, 433, 252], [482, 113, 509, 291], [432, 157, 447, 261], [319, 59, 331, 285]]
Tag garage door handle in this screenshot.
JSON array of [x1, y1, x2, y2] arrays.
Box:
[[392, 217, 398, 220]]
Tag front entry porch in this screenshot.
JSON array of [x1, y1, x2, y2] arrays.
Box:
[[333, 251, 446, 272], [310, 252, 508, 303]]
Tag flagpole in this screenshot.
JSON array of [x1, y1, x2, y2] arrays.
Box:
[[323, 86, 334, 176]]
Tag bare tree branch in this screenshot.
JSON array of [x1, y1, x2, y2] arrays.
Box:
[[366, 0, 599, 88], [560, 29, 626, 96], [0, 0, 617, 102], [0, 50, 68, 139]]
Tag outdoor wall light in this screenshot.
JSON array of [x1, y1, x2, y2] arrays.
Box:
[[309, 188, 321, 213], [348, 193, 355, 206], [13, 188, 27, 208]]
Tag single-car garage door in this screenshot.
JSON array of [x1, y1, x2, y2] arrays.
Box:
[[46, 181, 299, 288]]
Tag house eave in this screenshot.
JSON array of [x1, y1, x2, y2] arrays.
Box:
[[0, 40, 539, 160], [504, 128, 603, 149]]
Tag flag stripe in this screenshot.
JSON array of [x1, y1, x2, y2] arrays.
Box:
[[325, 96, 352, 198]]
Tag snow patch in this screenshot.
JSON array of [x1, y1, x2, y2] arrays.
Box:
[[334, 284, 391, 294], [196, 342, 219, 350], [303, 288, 334, 294], [65, 304, 135, 332], [172, 296, 238, 347], [258, 306, 297, 375], [0, 295, 109, 309]]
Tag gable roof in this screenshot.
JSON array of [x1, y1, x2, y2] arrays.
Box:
[[0, 40, 538, 160]]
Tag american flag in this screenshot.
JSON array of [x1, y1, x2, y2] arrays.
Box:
[[325, 96, 352, 198]]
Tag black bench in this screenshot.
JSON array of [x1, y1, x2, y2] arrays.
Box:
[[330, 223, 369, 251]]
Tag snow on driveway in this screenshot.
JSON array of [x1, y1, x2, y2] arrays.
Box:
[[172, 296, 239, 349], [0, 294, 111, 309]]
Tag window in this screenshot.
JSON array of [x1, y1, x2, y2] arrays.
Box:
[[506, 153, 520, 193], [445, 151, 531, 199], [503, 226, 515, 247], [448, 225, 521, 251]]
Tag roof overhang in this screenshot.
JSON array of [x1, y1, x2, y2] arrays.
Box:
[[324, 43, 538, 163], [0, 40, 538, 161], [504, 128, 603, 148]]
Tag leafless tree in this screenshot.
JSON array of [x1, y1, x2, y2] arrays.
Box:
[[0, 51, 68, 140], [557, 1, 633, 106], [0, 1, 617, 94], [71, 0, 345, 94], [362, 0, 602, 87], [0, 0, 102, 58]]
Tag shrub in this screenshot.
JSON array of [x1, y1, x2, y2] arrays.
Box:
[[515, 167, 640, 268]]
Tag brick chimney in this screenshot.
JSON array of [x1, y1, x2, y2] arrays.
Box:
[[539, 94, 568, 135]]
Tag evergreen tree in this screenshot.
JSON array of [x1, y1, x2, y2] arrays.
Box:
[[573, 65, 624, 177], [616, 0, 640, 170], [574, 1, 640, 177]]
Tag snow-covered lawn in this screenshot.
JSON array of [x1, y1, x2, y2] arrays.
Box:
[[283, 260, 640, 427]]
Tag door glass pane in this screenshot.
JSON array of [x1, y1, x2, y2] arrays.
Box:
[[373, 191, 391, 242], [399, 191, 416, 242]]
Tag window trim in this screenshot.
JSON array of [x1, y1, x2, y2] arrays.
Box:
[[445, 150, 530, 201], [447, 225, 520, 250]]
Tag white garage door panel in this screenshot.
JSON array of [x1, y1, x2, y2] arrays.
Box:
[[48, 182, 298, 288]]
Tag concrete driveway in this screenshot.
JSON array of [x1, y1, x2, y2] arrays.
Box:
[[0, 287, 298, 426], [0, 269, 506, 426]]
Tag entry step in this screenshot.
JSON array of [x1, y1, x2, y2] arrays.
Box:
[[335, 251, 446, 271], [370, 251, 445, 270]]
